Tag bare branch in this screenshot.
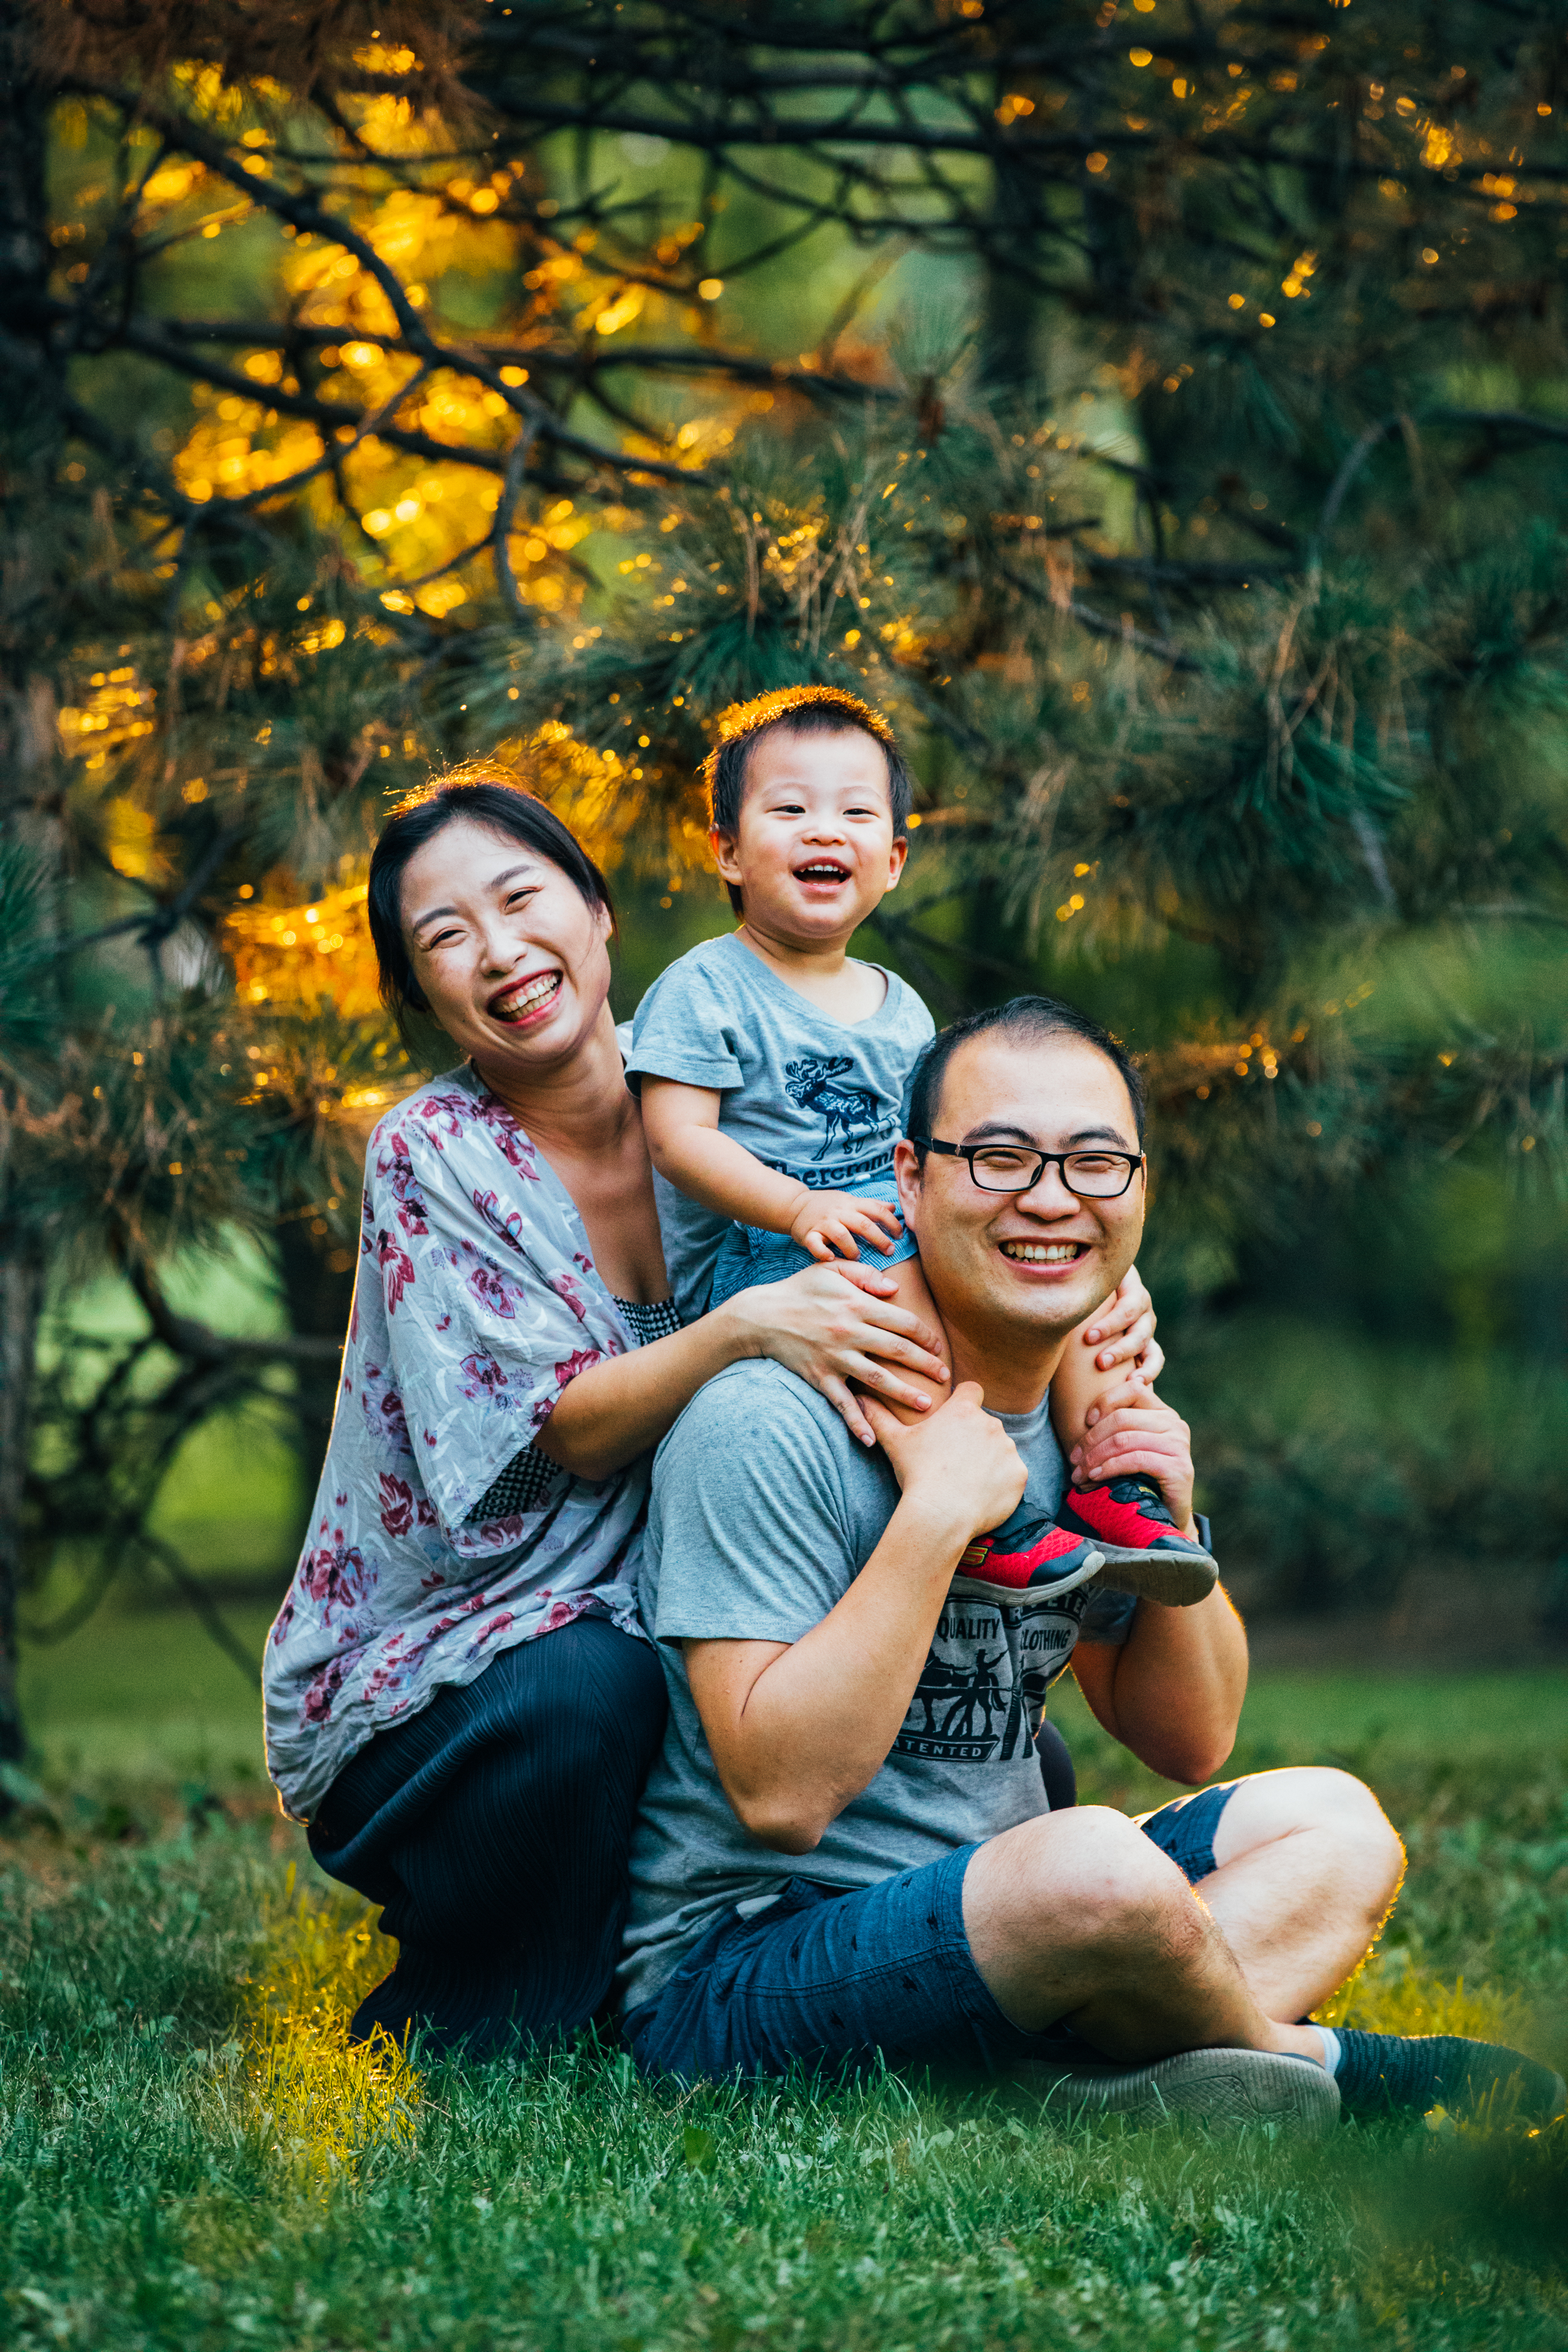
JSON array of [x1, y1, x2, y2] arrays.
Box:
[[127, 1259, 343, 1369]]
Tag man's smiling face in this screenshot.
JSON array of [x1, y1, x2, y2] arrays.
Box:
[[896, 1029, 1147, 1367]]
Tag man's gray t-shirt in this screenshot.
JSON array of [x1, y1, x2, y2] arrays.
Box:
[[618, 1360, 1138, 2015], [624, 933, 935, 1323]]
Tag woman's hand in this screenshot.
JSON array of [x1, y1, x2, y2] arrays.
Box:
[[721, 1261, 949, 1446], [1079, 1263, 1164, 1393]]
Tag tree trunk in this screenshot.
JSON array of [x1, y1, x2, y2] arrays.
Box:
[[979, 149, 1043, 393], [0, 0, 65, 1769], [0, 1253, 42, 1762], [275, 1217, 358, 1546]]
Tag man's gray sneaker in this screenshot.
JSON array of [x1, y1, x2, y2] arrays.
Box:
[[1014, 2045, 1340, 2137]]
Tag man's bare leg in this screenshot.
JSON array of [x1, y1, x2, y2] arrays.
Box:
[[961, 1806, 1327, 2065], [1189, 1766, 1406, 2024]]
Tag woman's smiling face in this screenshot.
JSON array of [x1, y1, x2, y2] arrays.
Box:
[[400, 817, 613, 1075]]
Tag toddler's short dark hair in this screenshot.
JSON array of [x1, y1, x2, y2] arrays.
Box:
[[702, 686, 914, 915]]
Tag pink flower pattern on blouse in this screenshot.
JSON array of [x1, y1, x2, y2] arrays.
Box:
[[262, 1064, 650, 1823]]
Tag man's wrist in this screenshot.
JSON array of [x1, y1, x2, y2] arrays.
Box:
[[889, 1483, 983, 1560]]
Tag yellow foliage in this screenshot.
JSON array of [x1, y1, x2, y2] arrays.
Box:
[[1318, 1944, 1527, 2047], [218, 719, 698, 1018], [594, 283, 647, 337], [60, 671, 156, 768], [225, 869, 383, 1017], [233, 1860, 416, 2190], [105, 797, 161, 879]]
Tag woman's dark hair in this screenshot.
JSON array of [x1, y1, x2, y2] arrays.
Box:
[[368, 773, 614, 1017], [702, 685, 914, 916], [905, 995, 1147, 1152]]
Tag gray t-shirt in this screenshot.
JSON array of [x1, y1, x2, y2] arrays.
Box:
[[624, 933, 936, 1322], [618, 1360, 1138, 2014]]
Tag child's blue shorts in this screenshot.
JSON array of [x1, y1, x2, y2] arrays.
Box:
[[707, 1172, 920, 1310]]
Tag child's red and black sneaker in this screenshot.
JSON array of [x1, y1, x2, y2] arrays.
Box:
[[1054, 1475, 1217, 1607], [955, 1521, 1106, 1596]]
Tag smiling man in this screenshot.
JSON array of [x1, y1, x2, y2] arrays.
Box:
[[617, 997, 1566, 2133]]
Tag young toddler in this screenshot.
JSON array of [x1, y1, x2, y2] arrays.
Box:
[[626, 684, 1214, 1606]]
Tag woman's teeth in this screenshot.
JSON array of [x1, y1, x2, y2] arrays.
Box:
[[495, 972, 561, 1019], [1000, 1241, 1082, 1263]]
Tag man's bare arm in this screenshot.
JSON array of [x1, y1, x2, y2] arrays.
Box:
[[1073, 1584, 1248, 1786], [685, 1384, 1026, 1853]]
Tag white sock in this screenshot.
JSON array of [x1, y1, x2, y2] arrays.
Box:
[[1313, 2025, 1343, 2077]]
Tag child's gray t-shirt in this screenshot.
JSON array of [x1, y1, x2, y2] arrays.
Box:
[[624, 932, 935, 1323]]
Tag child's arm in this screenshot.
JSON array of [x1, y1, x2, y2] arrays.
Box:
[[1048, 1267, 1164, 1470], [640, 1077, 906, 1263]]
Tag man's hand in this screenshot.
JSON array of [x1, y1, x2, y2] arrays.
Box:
[[788, 1187, 906, 1263], [687, 1384, 1027, 1855], [861, 1380, 1027, 1537], [1068, 1377, 1196, 1533]]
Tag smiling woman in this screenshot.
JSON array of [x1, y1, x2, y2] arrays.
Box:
[[262, 766, 953, 2055]]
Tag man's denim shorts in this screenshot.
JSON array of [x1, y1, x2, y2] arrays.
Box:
[[624, 1781, 1239, 2084], [707, 1172, 919, 1310]]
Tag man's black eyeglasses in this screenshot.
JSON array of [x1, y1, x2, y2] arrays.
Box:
[[911, 1137, 1146, 1199]]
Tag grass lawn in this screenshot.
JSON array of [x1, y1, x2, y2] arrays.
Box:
[[3, 1636, 1566, 2351]]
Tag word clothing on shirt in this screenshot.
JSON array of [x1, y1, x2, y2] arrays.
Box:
[[623, 931, 935, 1323], [618, 1359, 1138, 2013]]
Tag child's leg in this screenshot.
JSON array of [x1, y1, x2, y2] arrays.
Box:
[[1050, 1310, 1217, 1596], [856, 1255, 952, 1428], [1047, 1310, 1123, 1471]]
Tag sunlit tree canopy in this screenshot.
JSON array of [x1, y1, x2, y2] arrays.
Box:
[[1, 0, 1566, 1747]]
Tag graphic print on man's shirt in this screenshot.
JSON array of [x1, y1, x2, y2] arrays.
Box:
[[894, 1582, 1086, 1765]]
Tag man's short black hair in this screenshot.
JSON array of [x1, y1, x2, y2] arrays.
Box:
[[368, 770, 613, 1017], [702, 685, 914, 916], [905, 995, 1147, 1155]]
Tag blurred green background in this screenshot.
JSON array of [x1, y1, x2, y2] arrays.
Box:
[[12, 8, 1568, 1792]]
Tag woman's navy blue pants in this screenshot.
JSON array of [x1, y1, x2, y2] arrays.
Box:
[[307, 1614, 667, 2056]]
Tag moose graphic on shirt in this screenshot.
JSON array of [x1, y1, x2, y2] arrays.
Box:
[[783, 1054, 887, 1160]]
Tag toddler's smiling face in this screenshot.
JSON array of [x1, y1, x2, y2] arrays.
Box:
[[710, 726, 906, 948]]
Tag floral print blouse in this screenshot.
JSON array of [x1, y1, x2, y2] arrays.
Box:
[[263, 1064, 651, 1822]]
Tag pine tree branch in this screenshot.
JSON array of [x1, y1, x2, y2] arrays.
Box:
[[1459, 903, 1568, 928], [992, 556, 1203, 672], [132, 317, 891, 406], [127, 1259, 342, 1369], [55, 80, 705, 489], [140, 1534, 260, 1686], [1426, 407, 1568, 447], [492, 426, 538, 627], [1320, 408, 1568, 543], [1083, 552, 1291, 589]]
